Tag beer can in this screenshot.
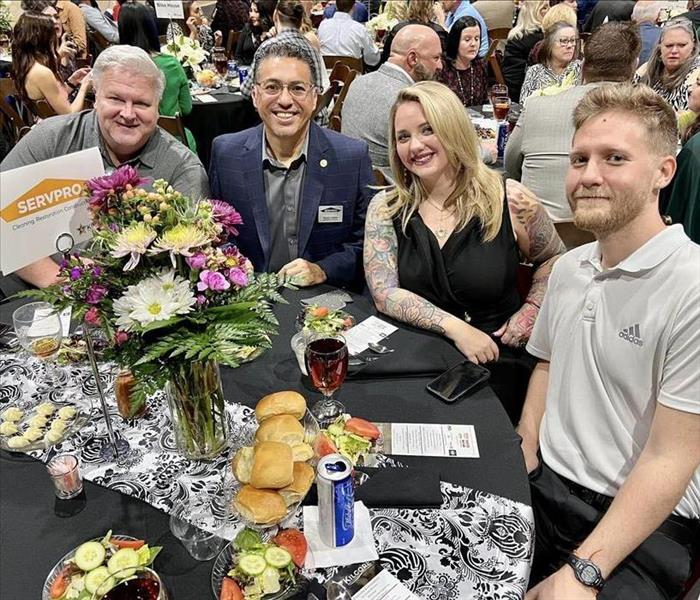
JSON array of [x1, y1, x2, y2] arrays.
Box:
[[317, 454, 354, 547], [497, 121, 509, 161], [227, 60, 239, 79], [238, 67, 249, 86]]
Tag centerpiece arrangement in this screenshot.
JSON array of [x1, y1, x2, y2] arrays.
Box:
[[30, 166, 284, 460], [161, 34, 208, 78]]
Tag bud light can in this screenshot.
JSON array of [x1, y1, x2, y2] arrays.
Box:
[[227, 60, 239, 79], [238, 67, 249, 86], [317, 454, 354, 547], [497, 121, 509, 161]]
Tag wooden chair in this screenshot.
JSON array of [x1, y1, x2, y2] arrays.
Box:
[[487, 27, 510, 42], [0, 78, 32, 144], [313, 81, 338, 119], [25, 98, 57, 120], [372, 169, 389, 186], [329, 61, 352, 87], [485, 39, 506, 87], [329, 114, 341, 132], [158, 114, 187, 145], [322, 55, 363, 73], [226, 30, 241, 59], [328, 68, 359, 127], [87, 28, 111, 57]]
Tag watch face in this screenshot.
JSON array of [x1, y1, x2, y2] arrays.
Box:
[[581, 564, 598, 584]]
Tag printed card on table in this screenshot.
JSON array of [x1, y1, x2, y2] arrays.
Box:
[[0, 148, 104, 275]]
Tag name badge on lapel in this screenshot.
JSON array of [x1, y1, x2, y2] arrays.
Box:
[[318, 205, 343, 224]]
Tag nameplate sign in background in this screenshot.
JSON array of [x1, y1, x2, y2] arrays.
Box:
[[0, 147, 104, 275], [154, 0, 185, 19]]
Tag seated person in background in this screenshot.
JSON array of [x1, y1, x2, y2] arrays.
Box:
[[118, 2, 197, 152], [661, 70, 700, 243], [323, 0, 369, 23], [235, 0, 276, 66], [318, 0, 380, 66], [77, 0, 119, 44], [637, 17, 700, 112], [680, 0, 700, 33], [57, 0, 88, 57], [505, 22, 640, 247], [0, 45, 209, 293], [582, 0, 636, 33], [166, 0, 215, 53], [211, 0, 251, 34], [438, 0, 489, 56], [364, 81, 564, 423], [11, 12, 92, 115], [632, 0, 662, 65], [209, 41, 373, 291], [342, 25, 443, 181], [379, 0, 447, 65], [520, 19, 581, 102], [520, 82, 700, 600], [437, 16, 488, 108], [526, 2, 577, 66]]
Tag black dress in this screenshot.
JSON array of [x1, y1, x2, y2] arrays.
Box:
[[235, 24, 259, 65], [394, 198, 535, 423]]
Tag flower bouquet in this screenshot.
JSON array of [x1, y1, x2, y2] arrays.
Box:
[[29, 166, 284, 459], [365, 1, 405, 38], [161, 34, 208, 75]]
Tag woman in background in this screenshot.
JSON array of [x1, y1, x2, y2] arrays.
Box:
[[235, 0, 276, 65], [166, 0, 215, 53]]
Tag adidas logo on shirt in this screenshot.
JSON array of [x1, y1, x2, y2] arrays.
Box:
[[619, 324, 644, 347]]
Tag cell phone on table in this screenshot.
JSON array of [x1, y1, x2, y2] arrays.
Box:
[[426, 361, 490, 403]]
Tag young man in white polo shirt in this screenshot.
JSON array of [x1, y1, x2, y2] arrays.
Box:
[[519, 83, 700, 599]]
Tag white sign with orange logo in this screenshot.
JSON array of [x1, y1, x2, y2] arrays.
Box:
[[0, 148, 104, 275]]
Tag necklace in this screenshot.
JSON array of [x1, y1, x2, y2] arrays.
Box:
[[424, 199, 453, 240], [454, 63, 475, 106]]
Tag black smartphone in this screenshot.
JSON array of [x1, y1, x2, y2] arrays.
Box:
[[426, 361, 490, 403]]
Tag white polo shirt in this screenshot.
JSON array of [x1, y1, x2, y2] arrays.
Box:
[[318, 12, 381, 66], [527, 225, 700, 519]]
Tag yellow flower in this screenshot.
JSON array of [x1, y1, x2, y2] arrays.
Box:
[[150, 224, 213, 267], [111, 222, 158, 270]]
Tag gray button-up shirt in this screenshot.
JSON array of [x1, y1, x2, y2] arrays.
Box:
[[262, 127, 309, 272]]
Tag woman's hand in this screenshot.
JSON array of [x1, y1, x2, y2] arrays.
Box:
[[67, 67, 91, 87], [493, 302, 538, 347], [447, 319, 499, 364], [58, 34, 77, 60], [186, 16, 199, 36]]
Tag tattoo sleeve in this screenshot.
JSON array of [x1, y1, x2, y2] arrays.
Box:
[[363, 195, 455, 336]]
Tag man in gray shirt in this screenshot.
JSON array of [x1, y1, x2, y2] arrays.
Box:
[[1, 45, 208, 293]]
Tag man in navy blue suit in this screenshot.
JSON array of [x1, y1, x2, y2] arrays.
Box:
[[209, 41, 374, 291]]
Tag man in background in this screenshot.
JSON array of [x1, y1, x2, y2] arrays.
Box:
[[632, 1, 663, 64], [318, 0, 380, 66]]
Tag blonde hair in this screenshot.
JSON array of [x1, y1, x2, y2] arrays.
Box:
[[542, 3, 577, 32], [642, 17, 699, 92], [509, 0, 549, 40], [385, 82, 504, 242], [573, 83, 679, 156], [406, 0, 438, 23]]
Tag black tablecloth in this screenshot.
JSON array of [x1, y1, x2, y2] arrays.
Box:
[[185, 89, 260, 170], [0, 288, 530, 599]]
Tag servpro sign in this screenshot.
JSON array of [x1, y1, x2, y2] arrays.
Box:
[[0, 179, 86, 222]]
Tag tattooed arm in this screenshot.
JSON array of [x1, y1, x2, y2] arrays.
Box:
[[364, 193, 500, 364], [493, 179, 566, 346]]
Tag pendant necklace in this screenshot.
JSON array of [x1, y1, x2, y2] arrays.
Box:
[[455, 63, 474, 105], [425, 199, 453, 240]]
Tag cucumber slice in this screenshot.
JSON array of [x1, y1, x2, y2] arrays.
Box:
[[85, 566, 111, 594], [238, 553, 267, 576], [74, 541, 107, 572], [107, 548, 139, 577], [264, 546, 291, 569]]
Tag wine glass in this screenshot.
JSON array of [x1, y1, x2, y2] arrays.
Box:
[[91, 567, 168, 600], [12, 302, 65, 385], [489, 84, 510, 121], [304, 333, 348, 425]]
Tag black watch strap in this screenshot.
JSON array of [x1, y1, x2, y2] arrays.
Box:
[[565, 554, 605, 590]]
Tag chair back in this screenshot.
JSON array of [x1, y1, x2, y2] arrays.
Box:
[[329, 114, 341, 132], [158, 114, 187, 145], [488, 27, 510, 42], [0, 78, 32, 144], [313, 81, 338, 118], [328, 68, 359, 127], [226, 30, 241, 59], [485, 39, 506, 86], [329, 61, 351, 86], [322, 55, 363, 73], [25, 98, 57, 120]]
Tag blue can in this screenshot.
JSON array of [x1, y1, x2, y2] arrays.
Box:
[[227, 60, 239, 79], [497, 121, 509, 161], [317, 454, 354, 547], [238, 67, 249, 86]]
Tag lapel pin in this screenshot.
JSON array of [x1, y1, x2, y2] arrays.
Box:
[[320, 159, 328, 168]]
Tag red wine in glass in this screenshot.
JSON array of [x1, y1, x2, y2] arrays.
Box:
[[102, 578, 161, 600], [305, 335, 348, 424]]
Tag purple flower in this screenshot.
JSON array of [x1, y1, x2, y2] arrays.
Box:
[[186, 253, 208, 270], [92, 266, 102, 277], [70, 267, 83, 280], [196, 295, 207, 305], [210, 200, 243, 237], [196, 270, 231, 292], [61, 285, 71, 295], [59, 258, 69, 269], [85, 284, 108, 304], [228, 267, 248, 287], [87, 166, 147, 211]]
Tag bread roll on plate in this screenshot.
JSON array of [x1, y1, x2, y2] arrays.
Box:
[[291, 442, 314, 462], [251, 441, 294, 489], [231, 446, 254, 484], [255, 414, 304, 446], [256, 391, 306, 422], [279, 462, 315, 507], [234, 485, 288, 525]]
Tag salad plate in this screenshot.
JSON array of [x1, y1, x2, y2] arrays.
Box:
[[316, 415, 382, 466], [295, 305, 355, 336], [42, 532, 162, 600]]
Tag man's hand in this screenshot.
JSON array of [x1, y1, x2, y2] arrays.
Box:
[[521, 439, 540, 474], [493, 302, 538, 347], [526, 567, 598, 600], [278, 259, 326, 287]]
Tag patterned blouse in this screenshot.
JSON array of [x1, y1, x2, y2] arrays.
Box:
[[167, 21, 215, 54], [519, 60, 582, 103], [437, 59, 489, 107], [635, 57, 700, 113]]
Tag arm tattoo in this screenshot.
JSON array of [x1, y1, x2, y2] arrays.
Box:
[[363, 196, 453, 335]]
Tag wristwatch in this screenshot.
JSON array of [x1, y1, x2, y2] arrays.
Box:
[[565, 554, 605, 590]]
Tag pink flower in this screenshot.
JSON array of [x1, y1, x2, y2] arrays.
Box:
[[196, 295, 207, 305], [228, 267, 248, 287], [186, 253, 207, 270], [87, 166, 147, 211], [196, 269, 231, 292], [85, 307, 100, 326], [114, 330, 129, 345], [210, 200, 243, 237], [85, 284, 108, 304]]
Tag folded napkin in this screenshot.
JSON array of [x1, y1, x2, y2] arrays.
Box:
[[354, 467, 442, 509], [303, 502, 378, 570]]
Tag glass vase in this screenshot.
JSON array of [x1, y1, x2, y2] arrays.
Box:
[[165, 360, 229, 460]]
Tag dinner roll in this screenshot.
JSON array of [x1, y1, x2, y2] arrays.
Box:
[[291, 442, 314, 462], [234, 485, 287, 525], [255, 414, 305, 446], [251, 441, 294, 489], [255, 391, 306, 422], [279, 462, 315, 507], [231, 446, 254, 484]]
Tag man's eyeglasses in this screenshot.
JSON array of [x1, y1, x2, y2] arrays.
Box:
[[255, 80, 316, 98], [556, 37, 578, 47]]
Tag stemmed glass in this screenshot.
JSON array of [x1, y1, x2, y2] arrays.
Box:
[[304, 332, 348, 425], [12, 302, 65, 386], [489, 84, 510, 121]]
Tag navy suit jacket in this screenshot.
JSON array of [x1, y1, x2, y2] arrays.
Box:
[[209, 122, 373, 290]]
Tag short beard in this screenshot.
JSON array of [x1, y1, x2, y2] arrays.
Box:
[[413, 61, 436, 82], [570, 189, 647, 236]]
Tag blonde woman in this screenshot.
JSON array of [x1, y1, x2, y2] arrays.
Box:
[[503, 0, 549, 100], [364, 81, 564, 422]]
